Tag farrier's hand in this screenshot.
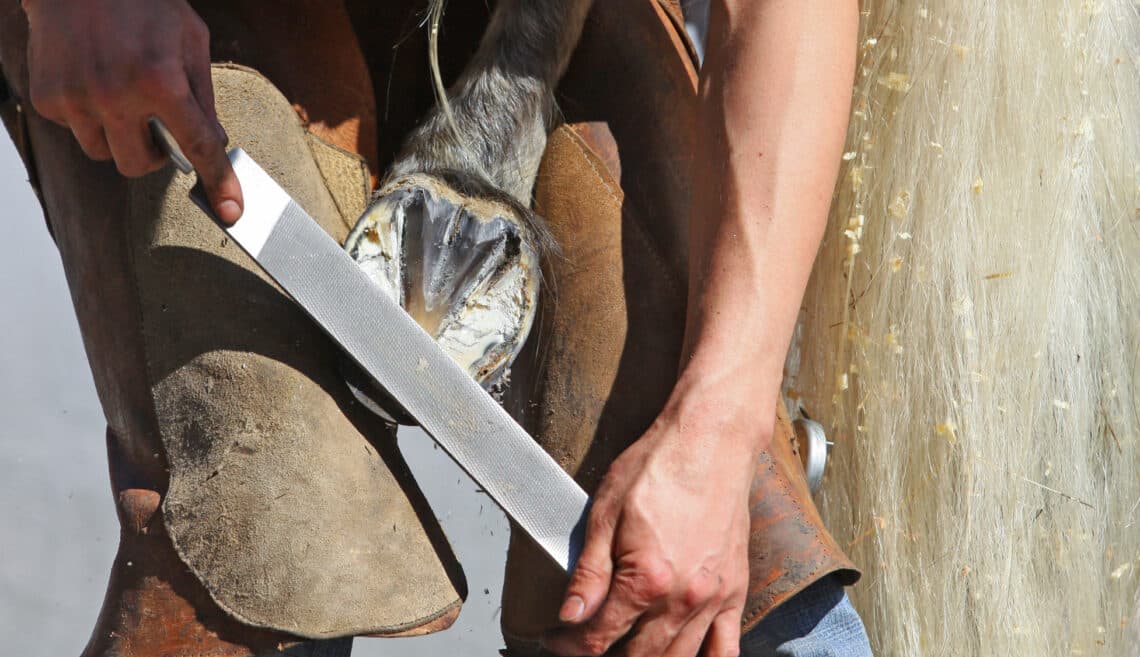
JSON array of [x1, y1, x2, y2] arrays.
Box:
[[22, 0, 243, 222], [542, 404, 765, 657]]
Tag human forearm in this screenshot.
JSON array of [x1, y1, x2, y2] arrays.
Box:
[[545, 8, 859, 656], [672, 0, 858, 447]]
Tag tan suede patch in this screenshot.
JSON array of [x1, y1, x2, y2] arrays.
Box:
[[306, 131, 372, 233], [140, 65, 464, 638]]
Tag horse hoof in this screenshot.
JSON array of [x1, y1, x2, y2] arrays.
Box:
[[343, 172, 548, 422]]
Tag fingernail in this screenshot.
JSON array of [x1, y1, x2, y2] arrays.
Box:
[[559, 595, 585, 623], [217, 199, 242, 224]]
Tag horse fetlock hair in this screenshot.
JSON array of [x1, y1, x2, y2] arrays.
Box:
[[389, 0, 594, 204]]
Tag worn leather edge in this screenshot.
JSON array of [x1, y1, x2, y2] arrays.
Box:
[[657, 0, 702, 67], [305, 131, 372, 231], [153, 63, 464, 640], [740, 404, 861, 632]]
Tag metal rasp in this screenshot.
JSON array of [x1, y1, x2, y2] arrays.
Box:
[[152, 123, 589, 571]]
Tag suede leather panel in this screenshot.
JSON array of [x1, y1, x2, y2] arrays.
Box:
[[305, 131, 372, 232], [0, 0, 467, 649], [145, 65, 464, 639]]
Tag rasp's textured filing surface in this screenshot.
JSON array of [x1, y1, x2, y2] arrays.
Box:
[[221, 149, 587, 571]]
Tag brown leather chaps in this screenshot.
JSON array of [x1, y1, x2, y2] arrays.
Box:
[[0, 1, 857, 655]]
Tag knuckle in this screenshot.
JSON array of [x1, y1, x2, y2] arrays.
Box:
[[598, 460, 633, 492], [618, 557, 672, 602], [601, 461, 625, 482], [711, 585, 733, 607], [591, 483, 617, 508], [115, 159, 147, 178], [80, 142, 112, 162], [640, 560, 674, 599], [85, 78, 126, 110], [114, 152, 164, 178], [133, 60, 183, 95], [28, 84, 68, 120], [724, 601, 747, 622], [141, 153, 167, 173], [188, 14, 211, 46], [182, 130, 223, 162], [581, 634, 610, 657], [606, 457, 636, 483], [709, 589, 732, 611], [586, 508, 614, 535], [572, 557, 608, 584], [681, 575, 718, 610], [82, 57, 126, 97]]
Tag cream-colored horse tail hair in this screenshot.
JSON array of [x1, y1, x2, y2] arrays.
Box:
[[1129, 599, 1140, 657], [788, 0, 1140, 654]]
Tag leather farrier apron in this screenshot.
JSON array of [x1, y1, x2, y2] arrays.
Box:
[[0, 1, 857, 656]]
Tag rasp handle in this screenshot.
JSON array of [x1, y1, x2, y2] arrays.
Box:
[[147, 117, 194, 175]]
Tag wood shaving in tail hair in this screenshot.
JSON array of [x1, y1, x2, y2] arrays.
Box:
[[784, 1, 1140, 655]]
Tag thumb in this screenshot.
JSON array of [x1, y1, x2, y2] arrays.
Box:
[[180, 35, 242, 223], [560, 508, 616, 624]]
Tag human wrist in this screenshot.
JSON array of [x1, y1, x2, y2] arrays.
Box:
[[661, 359, 778, 457]]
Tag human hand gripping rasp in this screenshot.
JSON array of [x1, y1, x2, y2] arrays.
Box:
[[149, 119, 588, 572]]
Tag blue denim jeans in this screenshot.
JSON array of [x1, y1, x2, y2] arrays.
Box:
[[740, 576, 873, 657]]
